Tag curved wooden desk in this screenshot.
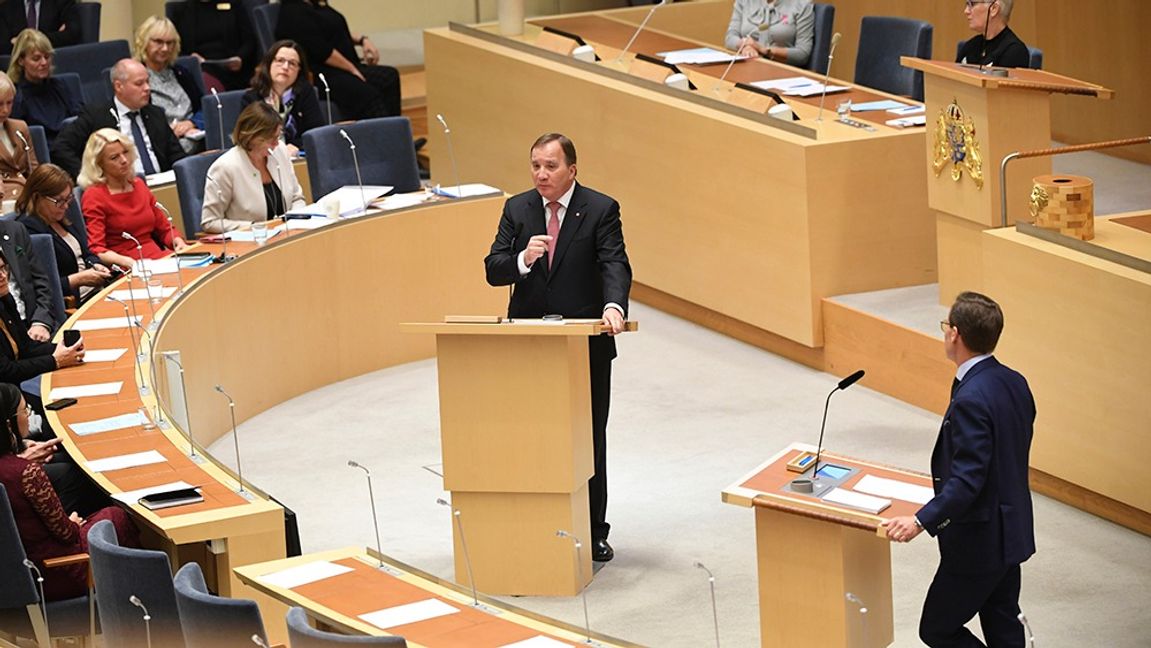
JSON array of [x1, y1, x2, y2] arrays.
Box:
[[41, 194, 508, 641]]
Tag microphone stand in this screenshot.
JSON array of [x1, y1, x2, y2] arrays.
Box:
[[347, 461, 384, 568], [160, 351, 201, 462], [435, 114, 463, 199], [339, 129, 367, 216], [694, 562, 720, 648], [153, 202, 185, 295], [107, 296, 147, 395], [120, 232, 158, 324], [318, 73, 333, 126], [205, 174, 234, 262], [812, 369, 865, 478], [437, 498, 479, 607], [267, 148, 286, 219], [815, 33, 842, 122], [214, 384, 251, 499], [129, 595, 152, 648], [846, 592, 868, 645], [556, 530, 593, 645], [211, 87, 225, 149], [15, 130, 31, 178], [23, 560, 49, 640], [614, 0, 668, 66]]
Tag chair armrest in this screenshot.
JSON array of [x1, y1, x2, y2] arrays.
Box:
[[42, 553, 89, 569]]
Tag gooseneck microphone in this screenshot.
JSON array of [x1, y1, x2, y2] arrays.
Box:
[[205, 174, 234, 263], [318, 73, 333, 126], [435, 113, 463, 199], [23, 559, 49, 639], [436, 498, 479, 606], [339, 128, 367, 216], [978, 1, 995, 72], [121, 232, 158, 322], [615, 0, 669, 65], [129, 595, 153, 648], [160, 351, 199, 461], [152, 201, 186, 296], [214, 384, 249, 497], [1018, 611, 1037, 647], [107, 296, 147, 394], [267, 148, 286, 218], [694, 561, 720, 648], [347, 461, 384, 568], [211, 87, 225, 149], [811, 369, 865, 479], [815, 32, 843, 123], [14, 129, 31, 177], [556, 530, 592, 644]]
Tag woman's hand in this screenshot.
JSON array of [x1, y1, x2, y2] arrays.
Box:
[[18, 438, 60, 463], [172, 237, 189, 252], [73, 268, 109, 288], [361, 37, 380, 66], [52, 339, 84, 368], [27, 323, 51, 342], [69, 512, 86, 527]]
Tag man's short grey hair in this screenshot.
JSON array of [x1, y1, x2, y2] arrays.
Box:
[[110, 58, 136, 84]]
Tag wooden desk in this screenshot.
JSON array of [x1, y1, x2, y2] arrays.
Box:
[[425, 5, 936, 349], [235, 547, 642, 647]]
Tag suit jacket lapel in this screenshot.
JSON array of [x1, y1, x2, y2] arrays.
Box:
[[549, 183, 587, 280]]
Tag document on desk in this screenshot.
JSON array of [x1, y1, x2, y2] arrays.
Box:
[[658, 47, 745, 65], [70, 411, 149, 436], [260, 561, 354, 589], [134, 258, 179, 275], [144, 170, 176, 187], [286, 185, 393, 218], [850, 99, 911, 112], [107, 286, 178, 302], [82, 348, 128, 364], [500, 637, 573, 648], [227, 225, 285, 242], [110, 480, 197, 505], [749, 76, 848, 96], [72, 316, 141, 331], [822, 487, 892, 514], [359, 598, 459, 630], [48, 382, 123, 400], [854, 474, 934, 504], [86, 450, 166, 473], [885, 115, 927, 128], [431, 183, 503, 199], [282, 216, 339, 231]]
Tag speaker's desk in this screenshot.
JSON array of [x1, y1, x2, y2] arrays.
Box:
[[426, 5, 936, 349]]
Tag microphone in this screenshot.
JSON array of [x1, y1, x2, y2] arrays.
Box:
[[214, 384, 250, 498], [267, 148, 286, 218], [815, 32, 843, 122], [978, 1, 995, 72], [555, 530, 592, 644], [23, 559, 49, 639], [251, 634, 270, 648], [339, 128, 368, 216], [436, 498, 479, 607], [693, 561, 720, 648], [845, 592, 869, 645], [160, 351, 200, 462], [107, 296, 147, 393], [14, 129, 31, 178], [129, 595, 153, 648], [811, 368, 865, 479], [211, 87, 225, 149], [347, 460, 385, 568], [121, 232, 158, 323], [1018, 611, 1037, 647], [614, 0, 669, 65], [318, 73, 333, 126], [109, 107, 119, 125], [435, 113, 463, 199], [153, 202, 185, 296], [205, 175, 234, 263]]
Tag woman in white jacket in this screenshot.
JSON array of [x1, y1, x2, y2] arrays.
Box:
[[200, 102, 306, 233]]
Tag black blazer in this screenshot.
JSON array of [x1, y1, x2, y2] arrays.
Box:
[[0, 219, 56, 330], [0, 293, 56, 383], [50, 102, 187, 180], [918, 356, 1037, 573], [0, 0, 80, 55], [485, 183, 632, 356], [241, 83, 324, 150], [15, 212, 100, 303]]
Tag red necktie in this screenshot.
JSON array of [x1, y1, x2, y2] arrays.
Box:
[[546, 201, 560, 269]]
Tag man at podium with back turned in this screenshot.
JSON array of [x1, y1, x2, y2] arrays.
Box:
[[484, 133, 631, 563], [957, 0, 1031, 69], [883, 291, 1036, 647]]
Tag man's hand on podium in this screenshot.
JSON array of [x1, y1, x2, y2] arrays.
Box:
[[602, 308, 625, 335], [882, 515, 924, 543]]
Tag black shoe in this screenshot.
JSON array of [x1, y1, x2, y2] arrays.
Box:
[[592, 538, 614, 562]]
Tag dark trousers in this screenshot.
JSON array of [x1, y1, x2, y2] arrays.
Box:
[[588, 337, 612, 541], [316, 63, 401, 121], [920, 562, 1025, 647]]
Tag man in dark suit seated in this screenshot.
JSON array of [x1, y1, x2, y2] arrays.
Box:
[[0, 0, 81, 55], [50, 58, 186, 180], [884, 290, 1037, 647], [484, 133, 632, 562]]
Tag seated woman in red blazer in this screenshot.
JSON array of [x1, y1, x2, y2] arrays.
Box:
[[78, 128, 187, 270]]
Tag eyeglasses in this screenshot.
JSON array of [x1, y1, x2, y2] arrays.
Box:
[[964, 0, 992, 8], [940, 320, 953, 333], [45, 193, 74, 207], [272, 57, 300, 70], [149, 38, 177, 49]]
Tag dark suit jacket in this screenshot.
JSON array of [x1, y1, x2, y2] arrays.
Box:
[[484, 183, 632, 357], [0, 0, 80, 55], [16, 211, 99, 303], [917, 356, 1036, 573], [0, 219, 56, 331], [50, 102, 187, 180], [0, 292, 56, 383]]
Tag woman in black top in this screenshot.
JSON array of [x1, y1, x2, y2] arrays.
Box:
[[7, 29, 82, 142], [956, 0, 1030, 68], [275, 0, 401, 120], [241, 40, 324, 154], [171, 0, 257, 91]]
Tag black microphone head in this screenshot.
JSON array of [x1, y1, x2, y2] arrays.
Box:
[[837, 369, 865, 390]]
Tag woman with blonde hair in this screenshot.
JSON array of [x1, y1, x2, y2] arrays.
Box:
[[8, 29, 82, 142], [0, 73, 38, 207], [79, 128, 187, 269], [134, 15, 204, 153]]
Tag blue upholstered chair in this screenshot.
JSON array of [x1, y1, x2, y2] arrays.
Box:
[[175, 55, 208, 101], [173, 150, 225, 237], [28, 234, 66, 326], [286, 607, 407, 647], [27, 125, 50, 164], [807, 3, 836, 75], [76, 2, 102, 44], [302, 118, 421, 200], [954, 39, 1044, 70], [174, 562, 268, 648], [251, 3, 280, 57], [854, 16, 933, 101], [0, 484, 97, 646], [53, 40, 132, 104], [87, 520, 187, 648], [202, 89, 246, 151]]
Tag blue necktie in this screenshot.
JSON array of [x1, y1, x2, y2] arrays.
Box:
[[127, 111, 157, 175]]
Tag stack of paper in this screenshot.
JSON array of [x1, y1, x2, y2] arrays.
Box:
[[286, 185, 393, 218], [822, 487, 892, 514], [431, 183, 502, 199], [853, 474, 934, 504], [658, 47, 745, 65], [751, 77, 850, 97]]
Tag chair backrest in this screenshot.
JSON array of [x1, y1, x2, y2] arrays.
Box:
[[75, 2, 102, 44], [202, 89, 246, 151], [251, 3, 280, 56], [54, 40, 131, 105], [0, 484, 39, 610], [28, 234, 66, 326], [953, 40, 1044, 70], [87, 520, 187, 648], [807, 3, 836, 75], [27, 125, 50, 164], [854, 16, 933, 101], [175, 55, 208, 102], [286, 607, 407, 647], [173, 149, 225, 237], [165, 0, 181, 22], [174, 562, 267, 648], [302, 117, 421, 199]]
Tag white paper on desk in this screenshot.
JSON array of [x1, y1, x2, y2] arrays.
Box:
[[261, 561, 354, 589], [86, 450, 166, 473], [111, 480, 196, 505], [287, 185, 392, 218], [107, 286, 178, 302], [888, 104, 925, 116], [749, 76, 819, 92], [359, 598, 459, 630], [134, 258, 179, 275], [81, 348, 128, 363], [144, 170, 176, 187], [850, 99, 909, 112], [431, 183, 502, 199], [283, 216, 338, 231], [500, 636, 574, 648], [378, 192, 433, 210], [782, 82, 850, 97], [72, 316, 141, 331], [854, 474, 934, 505], [885, 115, 927, 128], [70, 411, 148, 436], [48, 382, 123, 400], [658, 47, 744, 65], [227, 225, 284, 242], [822, 487, 891, 514]]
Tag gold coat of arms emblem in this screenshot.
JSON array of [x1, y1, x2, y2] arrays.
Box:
[[932, 100, 984, 189]]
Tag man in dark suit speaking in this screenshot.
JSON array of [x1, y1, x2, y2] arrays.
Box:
[[884, 291, 1036, 647], [484, 133, 631, 562]]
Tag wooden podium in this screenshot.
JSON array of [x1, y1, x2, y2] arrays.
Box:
[[402, 319, 636, 596], [723, 442, 933, 647], [900, 58, 1112, 301]]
